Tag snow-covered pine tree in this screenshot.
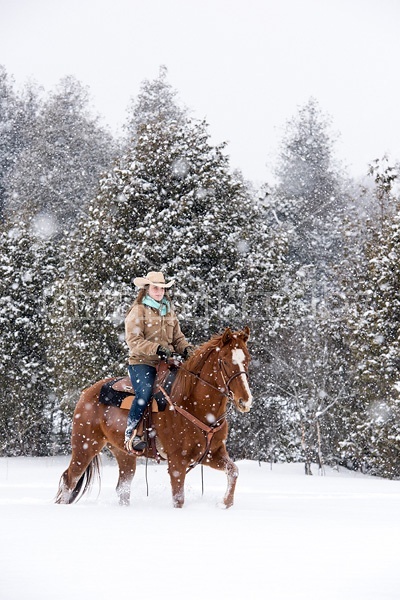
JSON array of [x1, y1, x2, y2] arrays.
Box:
[[272, 97, 344, 270], [343, 158, 400, 477], [0, 65, 35, 223], [0, 224, 59, 455], [259, 99, 351, 471], [5, 75, 115, 232]]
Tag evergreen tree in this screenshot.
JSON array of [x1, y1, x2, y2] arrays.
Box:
[[343, 158, 400, 477], [0, 65, 35, 222], [0, 224, 59, 455], [124, 65, 186, 140], [0, 74, 116, 454], [257, 99, 351, 471], [5, 75, 115, 231], [272, 97, 345, 270]]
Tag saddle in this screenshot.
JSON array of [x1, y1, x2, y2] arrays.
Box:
[[98, 360, 178, 412]]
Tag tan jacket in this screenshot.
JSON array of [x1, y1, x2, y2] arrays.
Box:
[[125, 302, 190, 366]]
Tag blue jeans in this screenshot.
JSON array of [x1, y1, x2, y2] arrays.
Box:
[[125, 364, 157, 438]]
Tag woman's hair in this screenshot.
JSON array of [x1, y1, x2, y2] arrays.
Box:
[[135, 287, 148, 305], [126, 285, 172, 316]]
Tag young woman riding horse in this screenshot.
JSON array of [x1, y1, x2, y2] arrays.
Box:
[[55, 271, 252, 509], [124, 271, 193, 453]]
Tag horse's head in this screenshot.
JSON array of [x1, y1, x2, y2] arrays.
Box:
[[219, 326, 252, 413]]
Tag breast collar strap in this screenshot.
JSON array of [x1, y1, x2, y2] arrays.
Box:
[[157, 360, 248, 472]]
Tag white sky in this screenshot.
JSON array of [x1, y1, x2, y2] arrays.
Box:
[[1, 0, 400, 184]]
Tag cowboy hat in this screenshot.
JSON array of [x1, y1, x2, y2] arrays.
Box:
[[133, 271, 175, 288]]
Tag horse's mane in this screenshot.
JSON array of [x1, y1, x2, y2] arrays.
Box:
[[172, 331, 225, 401], [185, 332, 225, 373]]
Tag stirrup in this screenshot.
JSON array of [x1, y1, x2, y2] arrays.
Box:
[[124, 430, 146, 453]]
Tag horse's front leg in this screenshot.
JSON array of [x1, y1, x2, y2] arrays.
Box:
[[207, 451, 239, 509], [222, 457, 239, 508], [167, 455, 187, 508]]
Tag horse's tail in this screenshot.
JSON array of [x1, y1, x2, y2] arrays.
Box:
[[55, 455, 102, 504], [70, 455, 101, 503]]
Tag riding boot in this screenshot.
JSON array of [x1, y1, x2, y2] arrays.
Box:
[[124, 429, 146, 453]]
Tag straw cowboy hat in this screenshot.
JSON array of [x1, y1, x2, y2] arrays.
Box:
[[133, 271, 175, 289]]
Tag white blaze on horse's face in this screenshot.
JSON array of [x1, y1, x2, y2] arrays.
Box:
[[231, 348, 253, 412]]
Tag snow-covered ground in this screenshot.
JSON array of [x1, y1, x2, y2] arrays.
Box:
[[1, 456, 400, 600]]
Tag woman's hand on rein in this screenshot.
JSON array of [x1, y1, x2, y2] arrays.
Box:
[[157, 346, 172, 360]]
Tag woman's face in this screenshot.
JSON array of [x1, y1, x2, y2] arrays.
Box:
[[148, 284, 165, 302]]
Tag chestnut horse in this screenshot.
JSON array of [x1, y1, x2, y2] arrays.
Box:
[[55, 327, 252, 508]]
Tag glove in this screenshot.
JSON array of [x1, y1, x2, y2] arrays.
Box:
[[157, 346, 172, 360], [183, 346, 194, 360]]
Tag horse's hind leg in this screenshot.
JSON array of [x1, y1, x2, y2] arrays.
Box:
[[56, 440, 105, 504], [56, 455, 97, 505], [206, 451, 239, 509], [56, 405, 106, 504], [108, 445, 137, 506]]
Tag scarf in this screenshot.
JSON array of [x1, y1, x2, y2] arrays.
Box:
[[142, 294, 170, 316]]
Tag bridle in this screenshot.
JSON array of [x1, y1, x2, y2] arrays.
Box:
[[177, 356, 248, 403], [218, 357, 249, 403]]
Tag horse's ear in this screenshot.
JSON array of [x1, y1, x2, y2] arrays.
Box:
[[242, 326, 250, 342], [222, 328, 233, 346]]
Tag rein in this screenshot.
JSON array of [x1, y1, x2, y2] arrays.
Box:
[[178, 360, 248, 402]]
